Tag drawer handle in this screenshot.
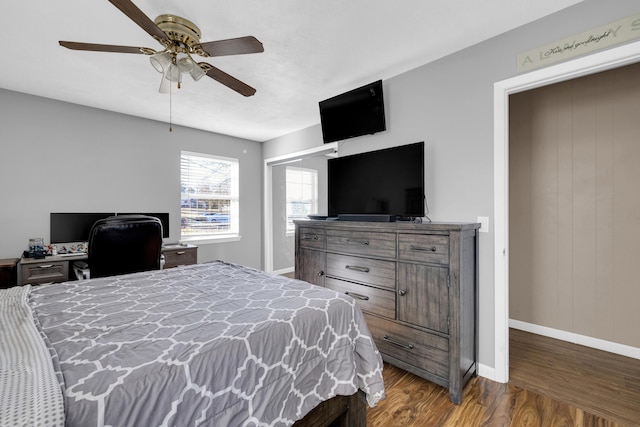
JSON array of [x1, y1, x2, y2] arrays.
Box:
[[345, 265, 370, 273], [345, 291, 369, 301], [38, 265, 54, 268], [317, 270, 325, 277], [346, 239, 369, 246], [302, 234, 319, 241], [411, 245, 437, 252], [383, 335, 414, 350], [398, 289, 407, 296], [176, 251, 186, 255]]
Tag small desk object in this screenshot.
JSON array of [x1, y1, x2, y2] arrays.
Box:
[[18, 244, 197, 286]]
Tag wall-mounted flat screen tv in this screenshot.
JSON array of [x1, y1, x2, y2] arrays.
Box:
[[328, 141, 424, 218], [319, 80, 386, 143]]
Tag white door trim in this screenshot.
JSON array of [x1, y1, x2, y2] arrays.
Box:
[[263, 143, 338, 272], [493, 40, 640, 383]]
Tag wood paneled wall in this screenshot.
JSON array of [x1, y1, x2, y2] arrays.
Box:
[[509, 62, 640, 348]]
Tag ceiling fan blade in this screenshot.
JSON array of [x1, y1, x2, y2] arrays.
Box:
[[108, 0, 169, 44], [200, 63, 257, 97], [195, 36, 264, 57], [59, 41, 154, 54]]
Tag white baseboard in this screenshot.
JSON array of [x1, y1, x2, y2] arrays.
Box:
[[509, 319, 640, 360], [273, 267, 294, 276], [477, 363, 496, 382]]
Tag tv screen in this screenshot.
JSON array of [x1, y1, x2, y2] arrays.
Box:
[[117, 212, 169, 238], [328, 142, 424, 218], [50, 212, 115, 243], [319, 80, 386, 143]]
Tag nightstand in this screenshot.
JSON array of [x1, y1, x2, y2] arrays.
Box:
[[0, 258, 19, 289], [162, 244, 198, 269]]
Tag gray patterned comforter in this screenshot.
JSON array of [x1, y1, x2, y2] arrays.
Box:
[[28, 261, 385, 426]]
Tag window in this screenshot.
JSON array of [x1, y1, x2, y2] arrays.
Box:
[[181, 151, 239, 240], [286, 167, 318, 232]]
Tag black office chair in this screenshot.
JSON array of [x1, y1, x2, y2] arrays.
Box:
[[74, 215, 163, 279]]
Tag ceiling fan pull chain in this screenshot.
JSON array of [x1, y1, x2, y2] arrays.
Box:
[[169, 83, 173, 132]]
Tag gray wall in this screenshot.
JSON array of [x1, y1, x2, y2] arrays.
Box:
[[263, 0, 640, 373], [0, 89, 263, 268]]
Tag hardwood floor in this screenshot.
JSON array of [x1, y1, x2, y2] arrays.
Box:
[[509, 329, 640, 426], [367, 329, 640, 426]]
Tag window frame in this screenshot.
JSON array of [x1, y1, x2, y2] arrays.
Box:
[[180, 151, 240, 243], [285, 166, 318, 233]]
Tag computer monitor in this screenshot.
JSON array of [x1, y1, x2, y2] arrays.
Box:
[[50, 212, 115, 243]]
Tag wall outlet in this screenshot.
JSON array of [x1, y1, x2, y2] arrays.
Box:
[[477, 216, 489, 233]]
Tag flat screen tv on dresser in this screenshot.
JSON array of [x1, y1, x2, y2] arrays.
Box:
[[328, 141, 424, 220]]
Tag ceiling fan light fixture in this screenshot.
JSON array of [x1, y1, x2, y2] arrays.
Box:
[[177, 53, 206, 81], [159, 70, 179, 93], [189, 63, 206, 81], [150, 51, 172, 73], [165, 63, 182, 83], [176, 53, 195, 73]]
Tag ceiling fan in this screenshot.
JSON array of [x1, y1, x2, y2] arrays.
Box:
[[59, 0, 264, 96]]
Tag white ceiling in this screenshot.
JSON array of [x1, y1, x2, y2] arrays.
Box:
[[2, 0, 583, 142]]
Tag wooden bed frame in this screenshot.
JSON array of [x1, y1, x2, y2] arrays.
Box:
[[293, 390, 366, 427]]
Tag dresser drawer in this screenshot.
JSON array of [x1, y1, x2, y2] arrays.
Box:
[[326, 253, 395, 290], [364, 313, 449, 380], [326, 277, 395, 319], [21, 261, 68, 285], [163, 247, 197, 268], [398, 234, 449, 265], [327, 230, 396, 258], [298, 227, 326, 249]]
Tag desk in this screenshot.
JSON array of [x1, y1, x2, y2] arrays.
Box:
[[18, 244, 197, 286]]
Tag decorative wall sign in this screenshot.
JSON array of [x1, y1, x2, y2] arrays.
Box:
[[518, 13, 640, 73]]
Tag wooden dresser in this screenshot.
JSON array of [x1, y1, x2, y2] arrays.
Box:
[[294, 220, 479, 404]]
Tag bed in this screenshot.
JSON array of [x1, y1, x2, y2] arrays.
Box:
[[0, 260, 384, 426]]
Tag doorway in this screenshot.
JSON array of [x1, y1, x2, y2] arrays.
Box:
[[509, 62, 640, 348], [493, 40, 640, 383], [263, 143, 337, 273]]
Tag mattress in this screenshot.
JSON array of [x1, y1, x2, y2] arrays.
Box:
[[1, 260, 384, 426]]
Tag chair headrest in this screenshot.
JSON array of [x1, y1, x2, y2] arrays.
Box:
[[87, 215, 163, 278]]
